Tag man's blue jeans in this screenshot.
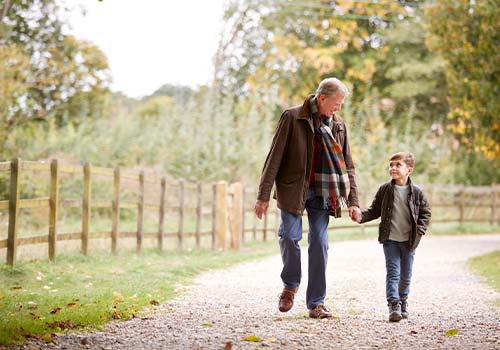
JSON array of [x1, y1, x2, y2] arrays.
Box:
[[278, 202, 330, 309], [383, 240, 415, 303]]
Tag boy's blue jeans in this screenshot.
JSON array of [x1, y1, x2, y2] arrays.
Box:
[[278, 196, 330, 309], [383, 240, 415, 303]]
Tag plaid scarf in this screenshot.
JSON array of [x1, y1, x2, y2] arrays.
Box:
[[310, 97, 349, 209]]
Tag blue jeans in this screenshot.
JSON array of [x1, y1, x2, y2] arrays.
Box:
[[383, 240, 415, 303], [278, 194, 330, 309]]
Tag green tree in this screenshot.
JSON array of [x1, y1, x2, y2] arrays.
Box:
[[0, 0, 111, 157], [426, 0, 500, 162]]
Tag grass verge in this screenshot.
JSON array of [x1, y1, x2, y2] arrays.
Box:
[[468, 250, 500, 305], [0, 240, 278, 346]]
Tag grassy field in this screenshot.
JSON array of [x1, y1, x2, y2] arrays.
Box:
[[468, 250, 500, 305], [0, 222, 499, 347], [0, 240, 279, 346]]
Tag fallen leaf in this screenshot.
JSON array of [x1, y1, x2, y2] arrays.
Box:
[[201, 323, 213, 327], [50, 307, 61, 314], [408, 330, 418, 335], [224, 341, 232, 350], [11, 285, 22, 290], [29, 313, 40, 319], [265, 337, 278, 343], [445, 329, 459, 337], [243, 335, 262, 342], [17, 304, 23, 310], [150, 300, 160, 306], [66, 302, 77, 308], [28, 301, 38, 310], [0, 295, 4, 300]]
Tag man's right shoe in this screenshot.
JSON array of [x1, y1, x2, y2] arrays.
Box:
[[278, 288, 297, 312], [388, 300, 402, 322], [309, 305, 333, 319]]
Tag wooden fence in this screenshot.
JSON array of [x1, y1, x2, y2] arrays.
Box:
[[0, 158, 499, 266]]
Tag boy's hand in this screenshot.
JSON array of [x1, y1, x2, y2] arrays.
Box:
[[348, 206, 362, 223]]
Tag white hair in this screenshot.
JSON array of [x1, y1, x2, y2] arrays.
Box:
[[315, 77, 349, 97]]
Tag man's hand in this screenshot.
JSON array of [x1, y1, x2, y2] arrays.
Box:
[[254, 200, 269, 220], [348, 206, 362, 223]]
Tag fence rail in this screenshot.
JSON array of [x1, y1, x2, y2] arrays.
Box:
[[0, 158, 499, 266]]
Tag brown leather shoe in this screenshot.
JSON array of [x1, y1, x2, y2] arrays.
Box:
[[309, 304, 333, 319], [278, 288, 297, 312]]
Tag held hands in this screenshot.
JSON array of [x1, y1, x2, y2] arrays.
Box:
[[254, 199, 269, 220], [348, 206, 362, 223]]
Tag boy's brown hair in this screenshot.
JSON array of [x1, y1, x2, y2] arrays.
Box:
[[389, 151, 415, 168]]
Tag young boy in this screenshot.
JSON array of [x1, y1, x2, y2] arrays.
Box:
[[355, 152, 431, 322]]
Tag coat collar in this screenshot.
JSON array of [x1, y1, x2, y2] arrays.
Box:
[[390, 177, 414, 194]]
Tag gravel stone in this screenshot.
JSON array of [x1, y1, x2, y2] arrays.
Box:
[[11, 234, 500, 350]]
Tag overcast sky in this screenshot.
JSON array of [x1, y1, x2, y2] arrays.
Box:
[[64, 0, 225, 98]]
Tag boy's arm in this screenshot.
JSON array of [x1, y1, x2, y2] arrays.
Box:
[[417, 190, 431, 235], [360, 186, 384, 223]]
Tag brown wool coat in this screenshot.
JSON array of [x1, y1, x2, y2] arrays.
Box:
[[257, 95, 359, 217]]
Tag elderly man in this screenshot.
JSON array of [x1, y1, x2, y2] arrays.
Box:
[[255, 77, 360, 318]]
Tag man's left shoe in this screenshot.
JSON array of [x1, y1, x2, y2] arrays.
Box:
[[309, 305, 333, 319]]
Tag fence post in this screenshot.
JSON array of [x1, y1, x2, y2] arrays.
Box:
[[82, 163, 91, 256], [137, 171, 145, 254], [241, 187, 246, 244], [458, 186, 465, 224], [195, 182, 202, 249], [158, 177, 166, 251], [211, 183, 216, 249], [491, 184, 497, 225], [48, 159, 59, 262], [263, 208, 268, 241], [111, 167, 120, 255], [178, 179, 184, 250], [230, 182, 243, 250], [215, 181, 227, 250], [7, 158, 21, 267]]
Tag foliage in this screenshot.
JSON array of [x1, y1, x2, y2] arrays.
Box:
[[0, 241, 279, 346], [0, 0, 111, 156], [426, 0, 500, 162], [469, 250, 500, 304]]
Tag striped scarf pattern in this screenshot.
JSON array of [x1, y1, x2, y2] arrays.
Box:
[[310, 97, 349, 209]]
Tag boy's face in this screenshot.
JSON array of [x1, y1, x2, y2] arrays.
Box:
[[389, 159, 413, 184]]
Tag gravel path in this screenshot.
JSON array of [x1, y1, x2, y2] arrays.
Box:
[[17, 234, 500, 350]]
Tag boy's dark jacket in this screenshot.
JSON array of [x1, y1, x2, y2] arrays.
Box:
[[360, 178, 431, 251]]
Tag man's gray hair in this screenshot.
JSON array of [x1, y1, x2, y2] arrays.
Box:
[[315, 77, 349, 97]]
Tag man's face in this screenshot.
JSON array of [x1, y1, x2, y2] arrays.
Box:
[[317, 93, 345, 117]]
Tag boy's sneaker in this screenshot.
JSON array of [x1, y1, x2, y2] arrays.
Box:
[[401, 300, 409, 319], [388, 300, 402, 322]]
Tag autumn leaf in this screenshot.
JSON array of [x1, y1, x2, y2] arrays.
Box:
[[445, 329, 459, 337], [11, 285, 22, 290], [265, 337, 278, 343], [201, 323, 213, 327], [50, 307, 61, 314], [224, 341, 232, 350], [408, 330, 418, 335], [150, 300, 160, 306], [243, 335, 262, 342], [29, 313, 40, 319], [28, 301, 38, 310], [0, 295, 4, 300], [66, 302, 77, 308]]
